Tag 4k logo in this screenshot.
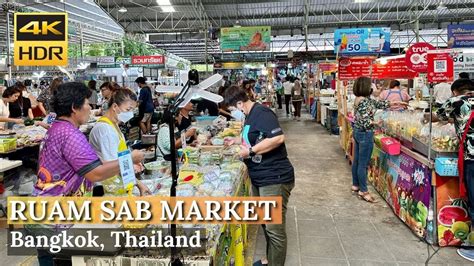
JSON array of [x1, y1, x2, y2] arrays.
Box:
[[14, 13, 68, 66]]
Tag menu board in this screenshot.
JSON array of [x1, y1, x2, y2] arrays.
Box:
[[372, 58, 418, 79], [338, 57, 372, 80]]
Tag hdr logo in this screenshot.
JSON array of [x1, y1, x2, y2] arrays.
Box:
[[14, 13, 68, 66]]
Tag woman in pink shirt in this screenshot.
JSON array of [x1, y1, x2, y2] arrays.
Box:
[[379, 80, 410, 111]]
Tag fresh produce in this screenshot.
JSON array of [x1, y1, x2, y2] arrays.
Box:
[[437, 205, 470, 227], [24, 119, 35, 126], [452, 221, 469, 240]]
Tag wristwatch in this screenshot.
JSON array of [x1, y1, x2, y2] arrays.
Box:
[[249, 147, 256, 157]]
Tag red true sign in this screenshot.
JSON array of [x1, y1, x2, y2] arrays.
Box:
[[372, 58, 418, 79], [131, 55, 165, 65], [427, 50, 454, 83], [338, 57, 372, 80], [405, 42, 435, 73]]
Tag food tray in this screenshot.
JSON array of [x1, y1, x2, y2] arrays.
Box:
[[412, 137, 456, 160]]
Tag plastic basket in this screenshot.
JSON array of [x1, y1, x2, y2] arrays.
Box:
[[435, 157, 458, 177], [0, 138, 17, 153]]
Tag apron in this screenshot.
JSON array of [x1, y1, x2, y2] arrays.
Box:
[[458, 111, 474, 198], [97, 116, 130, 195], [384, 89, 403, 101]]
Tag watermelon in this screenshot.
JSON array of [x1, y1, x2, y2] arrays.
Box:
[[452, 198, 468, 210], [438, 206, 470, 227]]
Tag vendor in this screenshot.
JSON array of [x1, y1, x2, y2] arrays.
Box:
[[177, 101, 194, 132], [37, 78, 62, 116], [224, 85, 294, 266], [34, 82, 145, 197], [9, 83, 34, 120], [95, 81, 117, 116], [433, 82, 452, 108], [0, 87, 24, 129], [378, 80, 410, 111], [33, 82, 144, 265], [218, 86, 233, 120], [425, 79, 474, 261], [89, 88, 149, 196], [157, 110, 196, 161]]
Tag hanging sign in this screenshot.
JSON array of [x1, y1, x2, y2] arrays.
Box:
[[14, 12, 68, 66], [334, 27, 391, 55], [372, 58, 418, 79], [318, 62, 338, 73], [453, 52, 474, 77], [447, 24, 474, 48], [405, 43, 435, 73], [131, 55, 165, 65], [220, 26, 271, 52], [427, 50, 454, 83], [338, 57, 372, 80]]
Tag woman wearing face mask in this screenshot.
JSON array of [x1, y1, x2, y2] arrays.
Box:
[[89, 88, 150, 196]]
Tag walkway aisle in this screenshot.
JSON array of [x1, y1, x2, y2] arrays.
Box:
[[254, 109, 468, 266]]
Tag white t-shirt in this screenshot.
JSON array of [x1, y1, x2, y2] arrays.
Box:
[[89, 122, 121, 161], [0, 99, 9, 130], [434, 82, 452, 104], [89, 122, 122, 186], [283, 81, 293, 95]]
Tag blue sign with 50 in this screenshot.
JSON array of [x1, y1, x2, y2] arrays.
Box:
[[334, 28, 391, 55]]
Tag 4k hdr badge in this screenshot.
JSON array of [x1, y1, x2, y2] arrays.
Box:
[[14, 13, 68, 66]]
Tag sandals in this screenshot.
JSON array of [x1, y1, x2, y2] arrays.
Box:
[[358, 192, 377, 203], [351, 186, 359, 194]]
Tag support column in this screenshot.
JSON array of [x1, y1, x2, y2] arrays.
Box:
[[6, 11, 12, 79]]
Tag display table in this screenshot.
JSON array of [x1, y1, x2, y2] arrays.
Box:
[[71, 163, 251, 266]]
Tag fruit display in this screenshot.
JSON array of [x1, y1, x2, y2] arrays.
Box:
[[418, 123, 458, 152], [437, 205, 470, 227], [381, 111, 423, 140]]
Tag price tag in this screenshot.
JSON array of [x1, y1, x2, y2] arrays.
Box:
[[118, 150, 136, 190]]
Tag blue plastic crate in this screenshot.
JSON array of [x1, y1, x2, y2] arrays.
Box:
[[435, 157, 459, 177]]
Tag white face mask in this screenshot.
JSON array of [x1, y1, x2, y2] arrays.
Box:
[[22, 91, 29, 97], [117, 111, 134, 123], [231, 109, 246, 121]]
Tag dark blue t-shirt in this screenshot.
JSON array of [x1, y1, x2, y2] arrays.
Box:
[[242, 103, 294, 187], [139, 86, 154, 113]]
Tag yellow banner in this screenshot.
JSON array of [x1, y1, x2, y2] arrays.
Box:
[[14, 13, 68, 66], [7, 196, 282, 225]]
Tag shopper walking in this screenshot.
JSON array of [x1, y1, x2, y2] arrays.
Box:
[[135, 77, 154, 134], [378, 80, 410, 111], [89, 88, 149, 196], [0, 87, 23, 130], [274, 77, 283, 109], [283, 76, 294, 117], [37, 77, 62, 116], [224, 85, 295, 266], [352, 77, 406, 202], [291, 80, 304, 121], [423, 79, 474, 261]]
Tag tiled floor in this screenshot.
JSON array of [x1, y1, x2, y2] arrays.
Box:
[[253, 109, 469, 266]]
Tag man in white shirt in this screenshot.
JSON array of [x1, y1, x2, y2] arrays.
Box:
[[434, 82, 452, 107], [282, 76, 294, 117]]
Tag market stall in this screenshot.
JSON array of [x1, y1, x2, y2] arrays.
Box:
[[70, 119, 251, 265], [337, 41, 473, 247]]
